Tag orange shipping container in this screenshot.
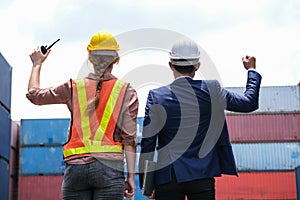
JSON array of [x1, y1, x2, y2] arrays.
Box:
[[216, 171, 296, 200]]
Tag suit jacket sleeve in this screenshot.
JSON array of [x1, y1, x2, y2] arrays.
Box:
[[218, 70, 262, 112]]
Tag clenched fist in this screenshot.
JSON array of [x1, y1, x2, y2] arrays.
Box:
[[242, 55, 256, 70]]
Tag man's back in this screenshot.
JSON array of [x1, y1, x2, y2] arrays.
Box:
[[139, 38, 261, 200]]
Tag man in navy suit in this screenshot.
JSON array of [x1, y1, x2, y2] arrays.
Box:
[[138, 39, 262, 200]]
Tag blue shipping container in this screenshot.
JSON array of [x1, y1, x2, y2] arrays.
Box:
[[233, 142, 300, 171], [0, 52, 12, 111], [0, 158, 9, 200], [20, 118, 70, 146], [0, 105, 11, 161], [137, 117, 144, 136], [20, 146, 65, 175]]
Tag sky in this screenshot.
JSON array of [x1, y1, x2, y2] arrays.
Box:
[[0, 0, 299, 121]]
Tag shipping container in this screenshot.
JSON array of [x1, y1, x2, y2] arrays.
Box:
[[10, 147, 18, 177], [18, 175, 63, 200], [10, 121, 19, 200], [233, 142, 300, 171], [0, 158, 10, 200], [225, 85, 300, 113], [10, 121, 20, 175], [18, 174, 148, 200], [11, 121, 20, 149], [216, 171, 296, 199], [20, 146, 65, 175], [10, 147, 19, 199], [10, 174, 18, 200], [18, 174, 146, 200], [0, 52, 12, 111], [137, 117, 144, 136], [296, 166, 300, 199], [227, 113, 300, 142], [20, 118, 70, 146], [16, 171, 298, 200], [0, 105, 11, 161], [138, 114, 300, 143]]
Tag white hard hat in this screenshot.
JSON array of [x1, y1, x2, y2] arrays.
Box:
[[169, 39, 200, 66]]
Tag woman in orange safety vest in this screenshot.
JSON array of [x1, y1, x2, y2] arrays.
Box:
[[26, 31, 139, 200]]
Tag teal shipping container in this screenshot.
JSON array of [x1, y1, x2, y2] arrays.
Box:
[[20, 118, 70, 146]]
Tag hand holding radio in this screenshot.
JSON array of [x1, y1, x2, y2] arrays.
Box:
[[41, 38, 60, 54], [29, 38, 60, 66]]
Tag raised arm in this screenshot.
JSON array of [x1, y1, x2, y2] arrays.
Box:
[[28, 47, 51, 91], [26, 48, 71, 106], [225, 55, 262, 112]]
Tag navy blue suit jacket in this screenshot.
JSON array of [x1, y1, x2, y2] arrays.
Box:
[[139, 70, 262, 188]]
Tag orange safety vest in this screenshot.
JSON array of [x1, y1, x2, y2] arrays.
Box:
[[63, 78, 128, 159]]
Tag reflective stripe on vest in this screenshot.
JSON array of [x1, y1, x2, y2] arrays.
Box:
[[63, 79, 126, 158]]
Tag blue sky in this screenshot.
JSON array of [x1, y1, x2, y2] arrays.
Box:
[[0, 0, 299, 121]]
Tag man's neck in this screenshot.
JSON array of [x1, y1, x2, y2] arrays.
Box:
[[174, 72, 194, 79]]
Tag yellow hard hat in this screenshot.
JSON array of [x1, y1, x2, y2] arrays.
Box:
[[87, 31, 120, 52]]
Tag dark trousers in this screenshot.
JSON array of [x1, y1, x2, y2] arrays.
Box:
[[155, 171, 215, 200]]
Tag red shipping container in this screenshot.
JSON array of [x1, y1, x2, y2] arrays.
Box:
[[226, 113, 300, 142], [216, 172, 296, 200], [18, 176, 63, 200], [10, 175, 18, 200], [10, 120, 19, 176]]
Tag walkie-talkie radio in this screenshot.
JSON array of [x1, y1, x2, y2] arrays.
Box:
[[41, 39, 60, 54]]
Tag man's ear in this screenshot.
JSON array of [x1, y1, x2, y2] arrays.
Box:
[[169, 62, 174, 70], [195, 62, 200, 71]]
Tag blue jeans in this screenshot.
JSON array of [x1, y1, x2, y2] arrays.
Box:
[[62, 159, 125, 200]]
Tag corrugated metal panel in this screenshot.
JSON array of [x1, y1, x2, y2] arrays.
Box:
[[233, 142, 300, 171], [10, 148, 18, 177], [11, 121, 20, 149], [10, 174, 18, 200], [138, 115, 300, 142], [0, 52, 12, 111], [20, 118, 70, 146], [0, 105, 11, 161], [18, 175, 63, 200], [227, 113, 300, 142], [296, 166, 300, 200], [216, 172, 296, 200], [18, 175, 148, 200], [0, 158, 9, 200], [20, 146, 65, 175], [225, 85, 300, 113]]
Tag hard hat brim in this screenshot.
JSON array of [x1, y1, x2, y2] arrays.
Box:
[[170, 59, 200, 66], [90, 50, 118, 57]]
